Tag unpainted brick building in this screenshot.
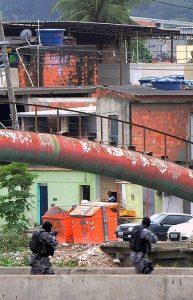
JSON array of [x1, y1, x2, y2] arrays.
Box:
[[96, 85, 193, 163], [18, 46, 97, 87]]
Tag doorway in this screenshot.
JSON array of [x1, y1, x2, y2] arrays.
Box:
[[80, 185, 90, 202], [37, 183, 48, 224]]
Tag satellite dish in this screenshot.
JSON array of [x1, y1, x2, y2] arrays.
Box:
[[20, 29, 33, 41]]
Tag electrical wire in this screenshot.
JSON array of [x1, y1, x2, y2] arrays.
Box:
[[151, 0, 193, 10]]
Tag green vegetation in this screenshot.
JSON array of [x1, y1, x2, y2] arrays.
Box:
[[51, 0, 150, 23], [130, 38, 153, 63], [1, 0, 193, 22], [0, 227, 30, 267], [0, 162, 37, 231], [0, 253, 29, 267], [0, 228, 81, 268]]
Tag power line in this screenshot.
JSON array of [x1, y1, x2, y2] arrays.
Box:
[[151, 0, 193, 11]]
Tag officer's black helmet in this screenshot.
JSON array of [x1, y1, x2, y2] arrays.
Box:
[[142, 217, 151, 228], [42, 221, 52, 232]]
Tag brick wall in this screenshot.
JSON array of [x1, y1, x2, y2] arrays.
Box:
[[18, 46, 97, 87], [100, 175, 122, 206], [132, 102, 193, 161], [96, 88, 193, 162]]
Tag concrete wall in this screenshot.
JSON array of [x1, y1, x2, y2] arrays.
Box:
[[97, 63, 130, 85], [1, 273, 193, 300], [184, 63, 193, 80], [162, 195, 184, 213], [96, 96, 130, 146], [130, 63, 184, 85], [122, 184, 162, 219], [97, 63, 184, 85], [0, 68, 19, 87], [124, 183, 143, 218]]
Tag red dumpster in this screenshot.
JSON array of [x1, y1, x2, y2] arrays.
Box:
[[42, 205, 74, 244], [69, 202, 118, 244]]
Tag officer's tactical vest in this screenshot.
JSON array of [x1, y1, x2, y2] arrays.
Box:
[[130, 226, 148, 253], [29, 230, 47, 255]]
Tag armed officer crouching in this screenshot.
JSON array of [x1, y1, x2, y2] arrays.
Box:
[[130, 217, 158, 274], [29, 221, 58, 275]]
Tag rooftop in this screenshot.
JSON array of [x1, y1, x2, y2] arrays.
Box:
[[18, 105, 96, 117], [98, 85, 193, 103], [3, 20, 182, 39], [0, 86, 96, 98]]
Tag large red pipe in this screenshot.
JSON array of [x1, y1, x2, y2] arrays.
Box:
[[0, 130, 193, 201]]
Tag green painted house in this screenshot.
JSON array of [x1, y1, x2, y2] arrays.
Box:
[[28, 167, 100, 226], [122, 183, 162, 221]]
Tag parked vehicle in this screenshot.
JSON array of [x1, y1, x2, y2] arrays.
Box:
[[167, 217, 193, 241], [115, 213, 193, 241]]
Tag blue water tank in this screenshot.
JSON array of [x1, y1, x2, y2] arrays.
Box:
[[181, 80, 193, 86], [36, 29, 65, 46], [138, 76, 160, 85], [151, 77, 181, 90], [165, 75, 184, 81]]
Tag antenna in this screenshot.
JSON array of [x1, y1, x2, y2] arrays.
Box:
[[20, 29, 32, 44]]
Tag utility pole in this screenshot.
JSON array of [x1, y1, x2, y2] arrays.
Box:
[[0, 18, 19, 130]]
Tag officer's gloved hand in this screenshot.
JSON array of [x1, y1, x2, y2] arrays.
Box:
[[51, 231, 58, 236]]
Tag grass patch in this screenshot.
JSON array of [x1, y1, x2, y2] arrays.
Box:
[[0, 252, 29, 267]]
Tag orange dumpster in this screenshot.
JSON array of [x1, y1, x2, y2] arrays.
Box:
[[42, 205, 74, 244], [69, 202, 118, 244]]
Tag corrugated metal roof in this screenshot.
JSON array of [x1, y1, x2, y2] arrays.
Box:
[[179, 27, 193, 35], [28, 97, 96, 103], [18, 105, 96, 117], [3, 20, 181, 38]]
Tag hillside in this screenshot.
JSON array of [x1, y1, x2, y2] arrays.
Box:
[[0, 0, 58, 21], [132, 0, 193, 22], [1, 0, 193, 22]]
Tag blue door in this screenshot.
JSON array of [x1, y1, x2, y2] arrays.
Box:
[[38, 184, 48, 224]]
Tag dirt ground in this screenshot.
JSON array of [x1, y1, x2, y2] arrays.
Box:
[[51, 243, 119, 267]]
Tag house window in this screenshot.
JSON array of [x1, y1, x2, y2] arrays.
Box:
[[108, 115, 118, 145], [80, 185, 90, 202]]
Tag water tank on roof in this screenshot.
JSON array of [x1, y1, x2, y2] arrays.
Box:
[[151, 77, 181, 91], [165, 75, 184, 81], [36, 29, 66, 46], [138, 77, 160, 85]]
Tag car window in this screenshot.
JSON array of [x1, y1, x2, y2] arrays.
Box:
[[150, 214, 165, 223], [183, 216, 192, 222], [162, 215, 183, 225]]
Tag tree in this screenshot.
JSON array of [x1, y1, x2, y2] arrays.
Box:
[[0, 162, 37, 230], [130, 38, 153, 63], [51, 0, 150, 24]]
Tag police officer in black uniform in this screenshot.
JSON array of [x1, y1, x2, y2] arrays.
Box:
[[130, 217, 158, 274], [29, 221, 58, 275]]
